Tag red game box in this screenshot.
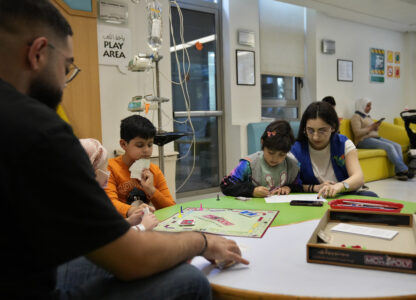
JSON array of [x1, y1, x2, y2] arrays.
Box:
[[329, 199, 403, 213]]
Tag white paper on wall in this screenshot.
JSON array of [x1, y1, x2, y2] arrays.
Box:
[[98, 25, 131, 73]]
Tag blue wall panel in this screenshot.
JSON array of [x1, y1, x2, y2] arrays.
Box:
[[63, 0, 92, 12]]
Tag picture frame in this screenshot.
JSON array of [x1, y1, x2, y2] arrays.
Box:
[[236, 50, 255, 85], [337, 59, 353, 82]]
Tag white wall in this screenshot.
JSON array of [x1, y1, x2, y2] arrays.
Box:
[[404, 32, 416, 109], [222, 0, 262, 172], [98, 0, 173, 155], [313, 12, 408, 121], [220, 0, 415, 174]]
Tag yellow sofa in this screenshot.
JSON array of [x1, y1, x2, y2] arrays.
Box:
[[394, 117, 416, 131], [339, 119, 409, 182]]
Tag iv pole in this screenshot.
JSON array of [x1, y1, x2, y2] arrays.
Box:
[[144, 53, 169, 173], [131, 0, 186, 174], [154, 54, 165, 173]]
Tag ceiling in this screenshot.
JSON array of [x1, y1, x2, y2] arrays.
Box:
[[277, 0, 416, 32]]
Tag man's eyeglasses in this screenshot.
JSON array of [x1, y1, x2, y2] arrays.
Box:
[[306, 127, 332, 137], [48, 43, 81, 84]]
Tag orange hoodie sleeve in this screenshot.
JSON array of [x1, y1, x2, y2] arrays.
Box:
[[105, 158, 131, 217], [149, 164, 176, 209]]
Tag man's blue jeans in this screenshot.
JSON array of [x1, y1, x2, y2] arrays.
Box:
[[56, 257, 211, 300], [357, 137, 408, 174]]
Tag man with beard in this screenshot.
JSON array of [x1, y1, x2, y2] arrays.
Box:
[[0, 1, 248, 299]]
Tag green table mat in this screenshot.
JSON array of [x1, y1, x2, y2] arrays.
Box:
[[154, 194, 416, 227]]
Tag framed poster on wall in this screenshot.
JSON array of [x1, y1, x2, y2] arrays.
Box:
[[337, 59, 353, 82], [370, 48, 385, 83], [236, 50, 255, 85]]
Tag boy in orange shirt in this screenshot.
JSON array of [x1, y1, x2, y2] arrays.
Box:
[[80, 138, 159, 230], [105, 115, 175, 218]]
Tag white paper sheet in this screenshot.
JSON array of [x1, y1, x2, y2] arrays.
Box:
[[264, 193, 326, 203], [331, 223, 398, 240], [129, 158, 150, 179]]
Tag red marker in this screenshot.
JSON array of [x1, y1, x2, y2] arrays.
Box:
[[258, 217, 263, 221]]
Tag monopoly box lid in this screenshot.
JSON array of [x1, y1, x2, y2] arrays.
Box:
[[307, 209, 416, 274]]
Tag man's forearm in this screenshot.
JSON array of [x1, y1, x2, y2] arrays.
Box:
[[87, 229, 206, 280], [139, 231, 205, 269]]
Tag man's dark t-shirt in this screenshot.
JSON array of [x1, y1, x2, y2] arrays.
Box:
[[0, 79, 130, 299]]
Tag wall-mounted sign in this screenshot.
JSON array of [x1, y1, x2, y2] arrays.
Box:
[[238, 30, 255, 47], [387, 51, 393, 63], [236, 50, 255, 85], [322, 39, 335, 55], [337, 59, 353, 82], [394, 66, 400, 78], [394, 51, 400, 64], [387, 65, 393, 78], [370, 48, 384, 83], [98, 25, 131, 73]]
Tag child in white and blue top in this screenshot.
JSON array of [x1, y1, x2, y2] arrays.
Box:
[[221, 120, 303, 198]]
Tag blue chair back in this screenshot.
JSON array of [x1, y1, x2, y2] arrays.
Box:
[[247, 121, 300, 154]]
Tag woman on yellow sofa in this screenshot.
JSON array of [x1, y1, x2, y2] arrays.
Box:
[[290, 101, 378, 198], [351, 98, 413, 181]]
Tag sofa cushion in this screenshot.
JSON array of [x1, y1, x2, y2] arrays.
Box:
[[357, 149, 387, 159], [394, 117, 416, 131], [339, 119, 353, 140]]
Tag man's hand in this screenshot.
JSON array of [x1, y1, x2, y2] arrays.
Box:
[[253, 186, 269, 198], [203, 234, 249, 266]]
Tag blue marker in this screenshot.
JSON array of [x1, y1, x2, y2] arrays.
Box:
[[180, 206, 183, 214]]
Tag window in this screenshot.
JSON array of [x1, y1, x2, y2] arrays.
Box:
[[261, 74, 301, 120], [170, 1, 223, 196]]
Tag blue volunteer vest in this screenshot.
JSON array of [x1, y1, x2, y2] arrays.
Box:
[[291, 134, 349, 184]]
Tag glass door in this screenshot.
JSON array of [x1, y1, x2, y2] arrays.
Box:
[[170, 2, 223, 196]]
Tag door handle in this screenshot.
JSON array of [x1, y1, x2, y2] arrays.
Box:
[[174, 111, 223, 118]]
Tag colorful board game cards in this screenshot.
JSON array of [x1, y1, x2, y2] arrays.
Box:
[[180, 219, 195, 226], [240, 210, 257, 217]]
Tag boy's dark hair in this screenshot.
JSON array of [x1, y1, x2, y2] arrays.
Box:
[[322, 96, 336, 107], [121, 115, 156, 142], [297, 101, 339, 143], [0, 0, 72, 38], [261, 120, 295, 153]]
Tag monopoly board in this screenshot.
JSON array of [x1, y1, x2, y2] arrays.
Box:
[[154, 208, 279, 238]]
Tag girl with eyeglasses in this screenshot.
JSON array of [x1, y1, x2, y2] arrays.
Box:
[[291, 102, 378, 198]]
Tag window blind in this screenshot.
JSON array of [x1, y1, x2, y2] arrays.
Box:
[[259, 0, 305, 77]]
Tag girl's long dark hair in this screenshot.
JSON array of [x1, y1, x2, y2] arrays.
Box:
[[297, 101, 339, 142]]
